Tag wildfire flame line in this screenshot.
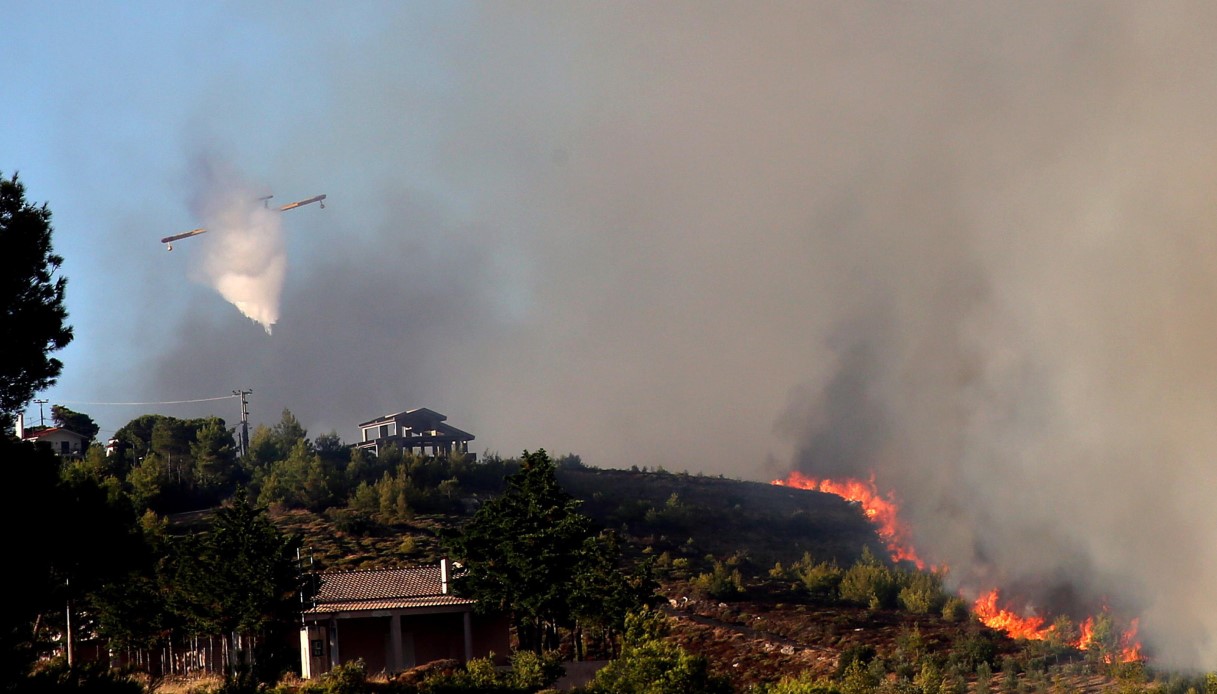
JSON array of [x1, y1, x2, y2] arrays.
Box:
[[772, 471, 927, 570], [772, 471, 1143, 662]]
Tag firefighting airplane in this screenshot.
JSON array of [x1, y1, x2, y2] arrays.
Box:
[[160, 194, 326, 250]]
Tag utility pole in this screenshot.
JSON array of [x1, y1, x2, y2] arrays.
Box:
[[65, 578, 73, 667], [33, 398, 48, 426], [234, 389, 252, 458]]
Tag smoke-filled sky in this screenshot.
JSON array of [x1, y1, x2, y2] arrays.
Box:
[[6, 1, 1217, 669]]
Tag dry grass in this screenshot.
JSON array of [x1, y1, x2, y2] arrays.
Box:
[[147, 673, 223, 694]]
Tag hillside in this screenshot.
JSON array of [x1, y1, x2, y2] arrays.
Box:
[[258, 466, 1151, 692]]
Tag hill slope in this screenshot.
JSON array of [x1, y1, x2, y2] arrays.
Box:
[[265, 466, 1139, 692]]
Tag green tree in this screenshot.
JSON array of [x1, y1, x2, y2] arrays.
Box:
[[258, 438, 327, 509], [445, 449, 595, 653], [314, 431, 348, 465], [245, 423, 280, 472], [244, 409, 309, 489], [570, 530, 657, 659], [192, 417, 240, 500], [0, 172, 72, 427], [151, 417, 194, 481], [127, 452, 171, 512], [266, 408, 308, 460], [50, 405, 99, 443], [374, 468, 412, 522], [111, 413, 162, 472], [113, 414, 233, 510], [168, 490, 303, 680]]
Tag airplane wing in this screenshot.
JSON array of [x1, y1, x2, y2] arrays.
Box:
[[161, 227, 208, 244], [278, 194, 326, 211]]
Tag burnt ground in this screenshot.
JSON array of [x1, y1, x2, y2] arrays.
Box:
[[659, 584, 968, 690], [654, 581, 1124, 693]]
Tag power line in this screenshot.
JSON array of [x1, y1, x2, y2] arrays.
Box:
[[44, 394, 239, 407]]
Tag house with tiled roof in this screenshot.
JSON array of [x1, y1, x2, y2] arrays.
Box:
[[354, 408, 475, 459], [300, 559, 510, 678], [16, 414, 89, 459]]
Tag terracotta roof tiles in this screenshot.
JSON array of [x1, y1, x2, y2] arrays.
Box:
[[304, 565, 474, 616]]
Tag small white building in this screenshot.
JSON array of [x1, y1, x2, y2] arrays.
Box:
[[16, 412, 90, 459]]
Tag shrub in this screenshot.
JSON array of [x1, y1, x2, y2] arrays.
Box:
[[834, 645, 877, 679], [308, 659, 368, 694], [418, 655, 503, 693], [691, 560, 745, 600], [894, 570, 947, 615], [508, 650, 565, 690], [758, 670, 843, 694], [951, 629, 999, 673], [584, 619, 732, 694], [791, 554, 843, 602], [941, 596, 970, 622], [327, 507, 376, 535], [839, 559, 896, 608], [21, 660, 145, 694]]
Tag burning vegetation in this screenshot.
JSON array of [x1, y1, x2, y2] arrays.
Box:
[[772, 472, 1145, 664]]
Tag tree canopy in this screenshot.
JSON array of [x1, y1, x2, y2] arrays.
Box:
[[168, 490, 303, 678], [0, 172, 71, 428], [445, 449, 652, 655], [51, 404, 99, 442]]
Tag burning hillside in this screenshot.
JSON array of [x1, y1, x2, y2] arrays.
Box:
[[772, 472, 1144, 663]]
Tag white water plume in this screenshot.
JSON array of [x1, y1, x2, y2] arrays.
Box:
[[190, 166, 286, 334]]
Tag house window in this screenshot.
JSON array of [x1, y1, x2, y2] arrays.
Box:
[[363, 424, 393, 441]]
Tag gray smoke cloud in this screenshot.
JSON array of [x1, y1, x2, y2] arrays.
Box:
[[127, 2, 1217, 668]]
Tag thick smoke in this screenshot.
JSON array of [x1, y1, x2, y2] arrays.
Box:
[[119, 2, 1217, 668], [769, 6, 1217, 667]]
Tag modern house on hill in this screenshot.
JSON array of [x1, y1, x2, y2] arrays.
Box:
[[300, 560, 510, 678], [355, 408, 475, 459]]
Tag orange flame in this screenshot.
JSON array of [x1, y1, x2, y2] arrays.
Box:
[[1120, 619, 1143, 663], [1076, 614, 1143, 663], [772, 471, 926, 569], [974, 589, 1049, 640], [1078, 616, 1095, 649], [969, 585, 1143, 661], [772, 471, 1145, 662]]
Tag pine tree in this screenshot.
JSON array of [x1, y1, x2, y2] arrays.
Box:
[[168, 491, 302, 679], [0, 172, 72, 426], [445, 449, 595, 653]]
